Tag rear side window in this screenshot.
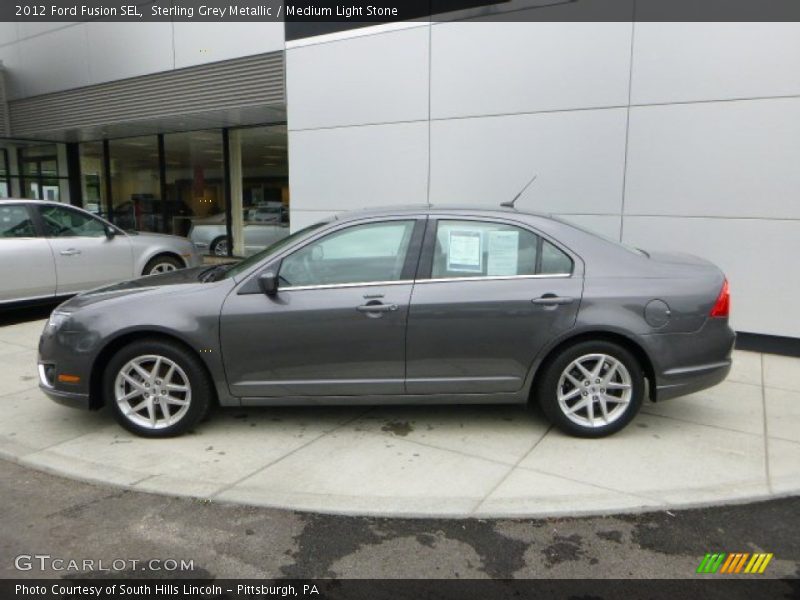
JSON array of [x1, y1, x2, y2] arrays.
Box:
[[0, 204, 36, 238], [431, 220, 572, 279]]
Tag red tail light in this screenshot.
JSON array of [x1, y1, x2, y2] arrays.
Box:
[[710, 278, 730, 318]]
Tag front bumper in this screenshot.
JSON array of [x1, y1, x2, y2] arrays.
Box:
[[38, 363, 90, 409]]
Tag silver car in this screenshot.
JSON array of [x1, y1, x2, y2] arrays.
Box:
[[0, 199, 202, 305], [189, 206, 289, 256]]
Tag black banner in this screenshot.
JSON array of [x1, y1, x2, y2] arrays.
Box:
[[3, 0, 800, 24], [2, 578, 798, 600]]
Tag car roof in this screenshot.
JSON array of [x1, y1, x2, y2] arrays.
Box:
[[332, 204, 554, 222], [0, 198, 64, 206]]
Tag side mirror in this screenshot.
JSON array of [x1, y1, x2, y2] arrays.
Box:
[[258, 271, 278, 296], [105, 226, 116, 239]]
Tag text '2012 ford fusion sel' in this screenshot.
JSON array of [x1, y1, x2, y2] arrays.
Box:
[[38, 206, 735, 438]]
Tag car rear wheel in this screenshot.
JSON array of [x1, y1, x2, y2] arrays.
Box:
[[536, 340, 644, 438], [210, 236, 229, 257], [104, 339, 212, 437], [143, 255, 183, 275]]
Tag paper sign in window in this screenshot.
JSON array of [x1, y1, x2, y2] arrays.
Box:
[[447, 230, 483, 273], [487, 230, 519, 276]]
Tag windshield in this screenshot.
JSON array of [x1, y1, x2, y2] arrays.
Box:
[[221, 221, 329, 279]]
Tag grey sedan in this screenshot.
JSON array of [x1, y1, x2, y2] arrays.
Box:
[[38, 205, 734, 438], [0, 199, 201, 305]]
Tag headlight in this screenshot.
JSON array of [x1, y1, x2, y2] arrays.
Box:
[[46, 311, 71, 334]]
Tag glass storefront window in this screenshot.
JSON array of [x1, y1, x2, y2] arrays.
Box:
[[230, 125, 290, 256], [79, 141, 106, 216], [164, 130, 224, 238], [109, 136, 162, 233]]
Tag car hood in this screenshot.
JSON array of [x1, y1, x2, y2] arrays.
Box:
[[57, 266, 211, 311]]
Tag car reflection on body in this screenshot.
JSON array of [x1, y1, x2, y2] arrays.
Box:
[[189, 203, 289, 256], [38, 205, 734, 439]]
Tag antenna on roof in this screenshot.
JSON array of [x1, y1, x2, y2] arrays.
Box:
[[501, 174, 538, 210]]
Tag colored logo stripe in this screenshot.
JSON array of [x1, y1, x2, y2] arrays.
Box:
[[697, 552, 773, 574]]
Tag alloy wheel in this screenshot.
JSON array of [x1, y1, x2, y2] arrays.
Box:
[[213, 239, 229, 256], [114, 354, 192, 430], [150, 262, 178, 274], [556, 353, 633, 428]]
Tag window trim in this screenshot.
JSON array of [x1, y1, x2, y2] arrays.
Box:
[[416, 215, 577, 283]]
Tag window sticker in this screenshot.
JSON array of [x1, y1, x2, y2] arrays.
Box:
[[447, 229, 483, 273], [487, 230, 519, 276]]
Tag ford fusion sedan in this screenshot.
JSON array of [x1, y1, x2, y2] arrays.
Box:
[[0, 199, 201, 306], [38, 206, 734, 438]]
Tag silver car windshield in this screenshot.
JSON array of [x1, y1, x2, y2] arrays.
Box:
[[221, 221, 329, 279]]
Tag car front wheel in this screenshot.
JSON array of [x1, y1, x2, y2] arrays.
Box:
[[104, 339, 212, 437], [210, 236, 229, 257], [143, 255, 183, 275], [536, 340, 644, 438]]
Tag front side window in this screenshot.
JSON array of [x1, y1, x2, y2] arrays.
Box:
[[37, 204, 107, 238], [279, 220, 416, 287], [431, 220, 572, 279], [0, 204, 36, 238]]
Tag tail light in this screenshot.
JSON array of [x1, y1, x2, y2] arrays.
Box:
[[710, 278, 730, 318]]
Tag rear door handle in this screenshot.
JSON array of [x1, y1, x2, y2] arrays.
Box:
[[531, 295, 574, 306], [356, 303, 399, 313], [59, 248, 82, 256]]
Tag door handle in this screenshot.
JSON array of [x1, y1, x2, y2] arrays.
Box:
[[531, 295, 574, 306], [356, 303, 399, 313], [60, 249, 82, 256]]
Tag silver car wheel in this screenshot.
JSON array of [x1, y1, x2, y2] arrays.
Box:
[[212, 238, 229, 256], [114, 354, 192, 430], [557, 353, 633, 428], [149, 262, 178, 274]]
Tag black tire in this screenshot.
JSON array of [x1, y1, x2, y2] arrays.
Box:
[[210, 236, 229, 257], [104, 339, 213, 438], [143, 254, 183, 276], [535, 340, 644, 438]]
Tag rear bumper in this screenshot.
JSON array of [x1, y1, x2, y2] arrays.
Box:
[[642, 318, 736, 401], [655, 360, 732, 401]]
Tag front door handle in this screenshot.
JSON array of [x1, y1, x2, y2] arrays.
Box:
[[60, 248, 82, 256], [356, 303, 399, 314], [531, 295, 574, 306]]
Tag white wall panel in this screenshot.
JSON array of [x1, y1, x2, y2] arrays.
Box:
[[625, 98, 800, 219], [16, 24, 89, 96], [0, 42, 23, 99], [287, 26, 429, 130], [289, 122, 429, 212], [554, 214, 622, 241], [173, 23, 284, 69], [0, 23, 19, 47], [622, 216, 800, 338], [429, 108, 627, 215], [430, 22, 632, 119], [632, 23, 800, 105], [86, 22, 174, 85]]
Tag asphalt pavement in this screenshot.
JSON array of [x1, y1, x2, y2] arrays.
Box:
[[1, 458, 797, 581]]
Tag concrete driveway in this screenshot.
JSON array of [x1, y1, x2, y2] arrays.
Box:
[[0, 313, 798, 518]]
